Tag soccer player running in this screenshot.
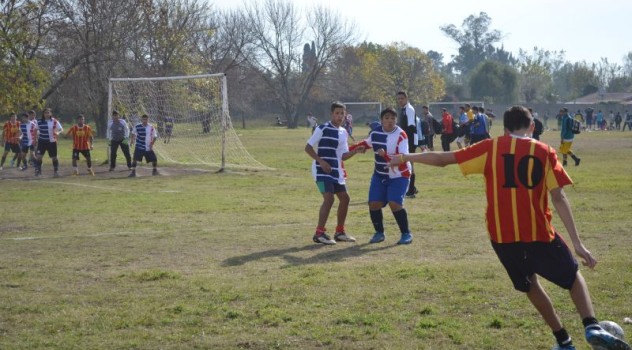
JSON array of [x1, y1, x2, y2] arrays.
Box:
[[65, 114, 95, 176], [34, 108, 63, 177], [387, 105, 631, 350], [364, 107, 413, 245], [1, 113, 22, 170], [305, 101, 364, 245], [128, 114, 159, 177]]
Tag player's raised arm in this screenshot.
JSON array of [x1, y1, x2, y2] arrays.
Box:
[[387, 151, 457, 168]]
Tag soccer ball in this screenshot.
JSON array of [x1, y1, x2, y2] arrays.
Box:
[[599, 320, 625, 340]]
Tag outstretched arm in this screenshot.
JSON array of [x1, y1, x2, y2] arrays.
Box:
[[550, 187, 597, 269], [385, 150, 457, 168]]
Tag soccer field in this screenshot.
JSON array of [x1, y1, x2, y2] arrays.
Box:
[[1, 126, 631, 349]]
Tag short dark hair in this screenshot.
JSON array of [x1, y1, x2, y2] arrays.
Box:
[[472, 106, 479, 112], [21, 113, 28, 118], [396, 91, 407, 98], [330, 101, 345, 112], [380, 107, 398, 119], [112, 110, 119, 115], [503, 105, 532, 132], [422, 105, 429, 109], [77, 114, 85, 119], [141, 114, 149, 119]]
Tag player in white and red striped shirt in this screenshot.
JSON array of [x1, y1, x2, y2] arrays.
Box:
[[357, 107, 413, 245]]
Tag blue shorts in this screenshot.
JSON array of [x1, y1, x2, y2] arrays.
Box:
[[491, 233, 578, 293], [368, 175, 409, 206], [316, 180, 346, 194]]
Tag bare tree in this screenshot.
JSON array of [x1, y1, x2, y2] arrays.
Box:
[[44, 0, 142, 135], [243, 0, 356, 128]]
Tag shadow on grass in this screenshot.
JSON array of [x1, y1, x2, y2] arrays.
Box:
[[221, 242, 399, 267]]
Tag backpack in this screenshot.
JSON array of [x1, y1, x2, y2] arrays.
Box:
[[432, 118, 442, 135], [571, 118, 582, 134], [533, 118, 544, 136]]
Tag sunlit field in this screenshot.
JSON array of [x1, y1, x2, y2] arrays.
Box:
[[0, 125, 630, 349]]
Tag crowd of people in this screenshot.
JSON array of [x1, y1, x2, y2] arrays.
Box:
[[303, 97, 630, 350], [1, 109, 161, 177]]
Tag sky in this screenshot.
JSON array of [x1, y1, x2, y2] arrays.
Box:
[[209, 0, 631, 66]]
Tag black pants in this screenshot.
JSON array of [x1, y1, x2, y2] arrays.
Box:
[[110, 140, 132, 169], [440, 134, 453, 151]]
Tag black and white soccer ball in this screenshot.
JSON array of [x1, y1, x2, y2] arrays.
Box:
[[599, 320, 625, 341], [589, 320, 626, 350]]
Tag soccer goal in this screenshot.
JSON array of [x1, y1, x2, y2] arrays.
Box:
[[427, 101, 485, 119], [108, 73, 270, 171], [342, 102, 382, 122]]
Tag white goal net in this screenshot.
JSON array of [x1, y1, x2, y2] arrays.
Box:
[[108, 73, 269, 171]]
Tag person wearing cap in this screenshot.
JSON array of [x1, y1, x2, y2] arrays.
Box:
[[106, 110, 132, 171]]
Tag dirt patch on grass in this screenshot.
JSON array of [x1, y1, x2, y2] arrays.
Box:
[[0, 163, 217, 181]]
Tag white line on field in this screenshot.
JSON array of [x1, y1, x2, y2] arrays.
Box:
[[2, 222, 312, 241]]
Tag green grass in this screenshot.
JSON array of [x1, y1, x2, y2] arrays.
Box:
[[0, 126, 631, 349]]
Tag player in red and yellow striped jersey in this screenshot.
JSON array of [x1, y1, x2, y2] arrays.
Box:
[[388, 105, 630, 350], [65, 114, 95, 176], [1, 113, 22, 170]]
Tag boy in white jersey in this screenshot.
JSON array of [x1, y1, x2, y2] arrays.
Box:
[[305, 101, 365, 245], [128, 114, 159, 177]]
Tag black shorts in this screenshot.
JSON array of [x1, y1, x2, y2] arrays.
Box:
[[72, 149, 91, 160], [133, 149, 157, 163], [4, 142, 20, 153], [20, 144, 35, 153], [491, 233, 578, 293], [36, 140, 58, 158]]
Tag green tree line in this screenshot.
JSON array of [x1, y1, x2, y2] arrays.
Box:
[[2, 1, 631, 134]]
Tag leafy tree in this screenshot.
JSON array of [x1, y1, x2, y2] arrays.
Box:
[[623, 51, 632, 77], [552, 62, 599, 101], [0, 0, 51, 111], [345, 42, 445, 106], [469, 60, 518, 104], [517, 47, 565, 103], [607, 76, 632, 92], [440, 12, 503, 76], [593, 58, 622, 93]]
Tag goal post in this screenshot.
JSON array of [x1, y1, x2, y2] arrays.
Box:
[[108, 73, 270, 171], [342, 102, 382, 119]]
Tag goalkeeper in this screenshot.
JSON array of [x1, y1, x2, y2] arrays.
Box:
[[107, 110, 132, 171]]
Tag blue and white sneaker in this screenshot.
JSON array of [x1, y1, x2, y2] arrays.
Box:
[[397, 232, 413, 245], [585, 324, 631, 350], [369, 232, 385, 244]]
